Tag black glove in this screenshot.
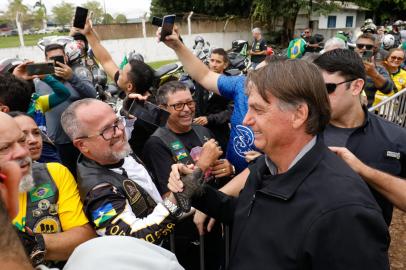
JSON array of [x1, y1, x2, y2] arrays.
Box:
[[174, 168, 204, 212]]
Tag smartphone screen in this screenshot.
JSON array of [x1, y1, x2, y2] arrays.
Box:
[[160, 15, 176, 42], [362, 50, 374, 62], [128, 100, 170, 127], [26, 63, 55, 76], [73, 7, 89, 29], [49, 55, 65, 65]]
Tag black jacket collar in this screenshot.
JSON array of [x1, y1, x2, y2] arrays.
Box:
[[256, 136, 325, 200]]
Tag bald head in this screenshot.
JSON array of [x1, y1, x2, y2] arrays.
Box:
[[0, 112, 19, 134], [61, 98, 115, 141]]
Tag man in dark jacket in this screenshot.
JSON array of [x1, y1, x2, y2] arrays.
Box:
[[167, 59, 390, 270], [193, 48, 233, 153], [61, 99, 182, 244]]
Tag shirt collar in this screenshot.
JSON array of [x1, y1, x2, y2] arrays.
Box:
[[265, 136, 317, 175], [258, 136, 324, 200]]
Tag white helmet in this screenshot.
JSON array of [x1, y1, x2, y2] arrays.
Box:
[[382, 34, 395, 50], [65, 40, 83, 64], [364, 18, 374, 25]]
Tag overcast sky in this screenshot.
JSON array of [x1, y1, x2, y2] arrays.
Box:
[[0, 0, 152, 18]]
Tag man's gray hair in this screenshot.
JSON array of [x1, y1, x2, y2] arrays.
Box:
[[323, 37, 347, 53], [252, 27, 261, 34], [61, 98, 97, 140]]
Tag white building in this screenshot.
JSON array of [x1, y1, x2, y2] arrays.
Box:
[[295, 1, 368, 39]]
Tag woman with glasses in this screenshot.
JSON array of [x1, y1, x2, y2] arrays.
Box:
[[373, 48, 406, 106]]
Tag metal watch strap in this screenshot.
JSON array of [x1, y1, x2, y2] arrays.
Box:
[[163, 198, 182, 218], [31, 234, 46, 266]]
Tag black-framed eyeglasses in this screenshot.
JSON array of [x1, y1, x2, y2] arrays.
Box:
[[356, 43, 374, 50], [325, 79, 355, 94], [167, 100, 196, 111], [75, 117, 126, 141]]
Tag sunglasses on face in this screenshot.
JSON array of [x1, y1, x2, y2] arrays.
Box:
[[325, 79, 355, 94], [356, 44, 374, 50], [389, 56, 404, 61]]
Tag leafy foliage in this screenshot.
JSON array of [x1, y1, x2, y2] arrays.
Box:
[[51, 1, 75, 26], [83, 1, 104, 24], [115, 14, 128, 24]]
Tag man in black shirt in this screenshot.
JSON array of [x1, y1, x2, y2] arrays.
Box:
[[250, 28, 267, 69], [143, 81, 232, 269], [303, 28, 321, 54], [314, 49, 406, 225]]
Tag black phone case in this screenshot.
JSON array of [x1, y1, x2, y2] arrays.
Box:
[[73, 7, 88, 29], [160, 15, 176, 42], [26, 63, 55, 76], [128, 100, 170, 127]]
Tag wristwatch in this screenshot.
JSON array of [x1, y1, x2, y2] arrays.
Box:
[[163, 198, 182, 218], [30, 234, 46, 266]]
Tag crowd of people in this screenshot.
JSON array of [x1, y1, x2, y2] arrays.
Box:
[[0, 14, 405, 270]]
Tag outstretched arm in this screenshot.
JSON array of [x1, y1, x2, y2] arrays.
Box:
[[74, 18, 119, 80], [158, 26, 221, 95]]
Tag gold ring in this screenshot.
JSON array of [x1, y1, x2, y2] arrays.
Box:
[[222, 168, 226, 173]]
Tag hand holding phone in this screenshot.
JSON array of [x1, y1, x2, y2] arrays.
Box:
[[26, 62, 55, 76], [128, 99, 170, 127], [73, 7, 89, 29], [49, 55, 65, 65], [362, 50, 374, 62], [160, 14, 176, 42]]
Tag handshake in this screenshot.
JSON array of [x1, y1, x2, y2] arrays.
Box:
[[168, 139, 223, 212]]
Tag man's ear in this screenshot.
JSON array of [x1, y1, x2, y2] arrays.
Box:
[[0, 105, 10, 113], [351, 79, 365, 96], [127, 82, 134, 93], [73, 139, 89, 153], [292, 103, 309, 130]]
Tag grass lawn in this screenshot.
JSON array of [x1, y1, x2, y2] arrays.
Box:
[[147, 59, 177, 69], [0, 32, 70, 49]]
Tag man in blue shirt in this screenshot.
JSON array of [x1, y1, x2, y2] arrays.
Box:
[[159, 27, 255, 173]]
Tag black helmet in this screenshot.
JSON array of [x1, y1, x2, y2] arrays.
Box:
[[71, 32, 89, 50], [194, 36, 204, 46], [92, 67, 107, 86], [128, 51, 144, 62]]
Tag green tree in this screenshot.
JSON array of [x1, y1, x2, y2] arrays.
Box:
[[31, 8, 46, 29], [102, 13, 114, 24], [150, 0, 251, 18], [5, 0, 29, 27], [115, 14, 127, 24], [52, 1, 74, 26], [83, 0, 104, 24]]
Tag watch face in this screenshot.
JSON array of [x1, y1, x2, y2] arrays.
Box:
[[30, 248, 46, 266]]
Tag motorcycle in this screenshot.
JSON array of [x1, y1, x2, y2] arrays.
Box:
[[226, 39, 251, 75]]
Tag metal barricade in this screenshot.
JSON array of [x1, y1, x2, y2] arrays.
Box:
[[369, 88, 406, 128], [169, 223, 231, 270]]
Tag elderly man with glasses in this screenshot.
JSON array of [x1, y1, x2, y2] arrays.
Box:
[[60, 98, 183, 245], [354, 33, 394, 107]]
